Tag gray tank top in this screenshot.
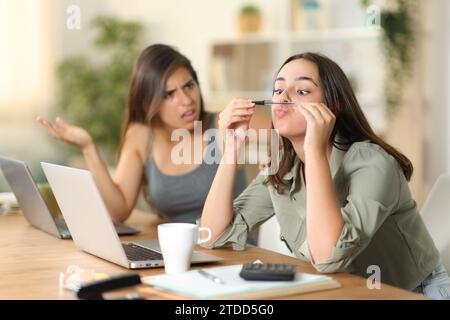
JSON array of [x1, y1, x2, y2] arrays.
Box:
[[146, 114, 247, 223]]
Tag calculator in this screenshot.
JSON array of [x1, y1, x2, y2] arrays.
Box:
[[239, 263, 296, 281]]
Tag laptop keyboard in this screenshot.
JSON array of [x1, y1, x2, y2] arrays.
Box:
[[122, 243, 163, 261]]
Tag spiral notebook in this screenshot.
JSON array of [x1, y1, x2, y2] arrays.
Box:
[[141, 264, 341, 300]]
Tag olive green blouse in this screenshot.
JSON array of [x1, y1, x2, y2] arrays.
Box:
[[202, 140, 440, 290]]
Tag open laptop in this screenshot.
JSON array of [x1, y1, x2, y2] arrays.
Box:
[[41, 162, 223, 269], [0, 155, 140, 239]]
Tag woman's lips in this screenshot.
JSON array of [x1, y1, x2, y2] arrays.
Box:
[[273, 106, 289, 118], [181, 110, 196, 122]]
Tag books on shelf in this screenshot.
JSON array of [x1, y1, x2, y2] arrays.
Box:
[[141, 264, 341, 300]]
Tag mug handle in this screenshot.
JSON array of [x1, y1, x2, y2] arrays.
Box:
[[197, 227, 212, 244]]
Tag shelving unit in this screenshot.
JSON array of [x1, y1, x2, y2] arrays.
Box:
[[205, 1, 386, 133]]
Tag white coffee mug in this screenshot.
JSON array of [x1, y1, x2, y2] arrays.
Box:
[[157, 223, 212, 274]]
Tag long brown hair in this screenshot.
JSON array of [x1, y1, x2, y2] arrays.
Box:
[[267, 52, 413, 193], [119, 44, 206, 206]]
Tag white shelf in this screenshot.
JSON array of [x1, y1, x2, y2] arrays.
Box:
[[211, 34, 278, 46], [289, 27, 381, 42], [211, 27, 381, 46]]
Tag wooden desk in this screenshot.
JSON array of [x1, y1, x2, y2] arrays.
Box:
[[0, 211, 425, 300]]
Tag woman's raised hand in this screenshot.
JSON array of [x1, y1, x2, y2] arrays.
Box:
[[36, 116, 94, 151], [296, 102, 335, 154], [218, 98, 255, 149], [218, 98, 255, 131]]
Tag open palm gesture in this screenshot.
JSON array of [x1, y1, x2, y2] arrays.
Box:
[[36, 117, 93, 150]]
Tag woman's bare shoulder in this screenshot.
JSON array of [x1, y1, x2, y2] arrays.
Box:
[[123, 123, 151, 160], [125, 122, 151, 139]]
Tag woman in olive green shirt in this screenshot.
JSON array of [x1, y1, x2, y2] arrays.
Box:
[[200, 52, 450, 299]]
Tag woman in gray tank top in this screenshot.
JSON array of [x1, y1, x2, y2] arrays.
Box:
[[147, 113, 247, 223], [37, 44, 266, 237]]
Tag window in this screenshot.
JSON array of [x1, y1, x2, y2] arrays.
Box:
[[0, 0, 53, 112]]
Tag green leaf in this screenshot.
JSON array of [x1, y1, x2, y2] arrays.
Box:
[[56, 15, 144, 162]]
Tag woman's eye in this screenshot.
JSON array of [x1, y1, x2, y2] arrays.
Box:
[[297, 90, 309, 96], [183, 81, 196, 91], [273, 89, 283, 95], [164, 91, 175, 99]]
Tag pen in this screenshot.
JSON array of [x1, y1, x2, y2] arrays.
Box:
[[251, 100, 296, 106], [198, 269, 226, 285]]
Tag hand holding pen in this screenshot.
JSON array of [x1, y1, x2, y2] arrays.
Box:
[[218, 98, 296, 133], [218, 98, 256, 153], [218, 98, 256, 130]]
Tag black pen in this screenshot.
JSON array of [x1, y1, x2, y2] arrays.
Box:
[[251, 100, 296, 106]]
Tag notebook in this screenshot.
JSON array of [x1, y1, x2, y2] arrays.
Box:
[[141, 264, 341, 300]]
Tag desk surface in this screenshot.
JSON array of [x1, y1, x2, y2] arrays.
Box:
[[0, 211, 425, 300]]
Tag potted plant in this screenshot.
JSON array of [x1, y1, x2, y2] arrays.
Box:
[[238, 4, 262, 33], [360, 0, 416, 119], [56, 16, 144, 164]]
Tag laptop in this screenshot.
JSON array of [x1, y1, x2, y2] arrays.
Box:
[[41, 162, 223, 269], [0, 155, 140, 239]]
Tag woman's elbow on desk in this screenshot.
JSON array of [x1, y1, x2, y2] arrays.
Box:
[[109, 207, 133, 223], [199, 221, 221, 248], [311, 261, 346, 274]]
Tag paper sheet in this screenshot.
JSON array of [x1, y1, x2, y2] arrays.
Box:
[[143, 264, 332, 299]]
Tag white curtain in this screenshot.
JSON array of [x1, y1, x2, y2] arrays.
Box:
[[0, 0, 54, 113]]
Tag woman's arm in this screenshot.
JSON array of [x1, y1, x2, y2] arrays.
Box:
[[37, 117, 148, 222], [201, 150, 240, 243], [304, 150, 344, 262], [298, 103, 344, 263], [83, 124, 148, 222], [201, 99, 255, 243]]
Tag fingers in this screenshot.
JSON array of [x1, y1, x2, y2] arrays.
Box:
[[36, 116, 51, 128], [36, 116, 66, 139], [300, 103, 335, 124], [219, 99, 255, 119], [299, 105, 315, 124], [56, 117, 71, 130], [222, 108, 255, 118], [218, 114, 252, 129], [301, 103, 322, 122], [218, 98, 255, 129], [314, 103, 335, 121], [36, 117, 58, 136]]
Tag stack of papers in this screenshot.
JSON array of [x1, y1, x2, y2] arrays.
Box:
[[142, 264, 340, 299]]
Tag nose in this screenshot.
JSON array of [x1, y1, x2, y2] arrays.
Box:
[[278, 87, 292, 103], [179, 89, 193, 106]]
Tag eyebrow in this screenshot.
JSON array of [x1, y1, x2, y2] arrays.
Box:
[[164, 79, 194, 94], [275, 76, 318, 87]]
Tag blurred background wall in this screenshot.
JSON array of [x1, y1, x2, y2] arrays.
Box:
[[0, 0, 449, 209]]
